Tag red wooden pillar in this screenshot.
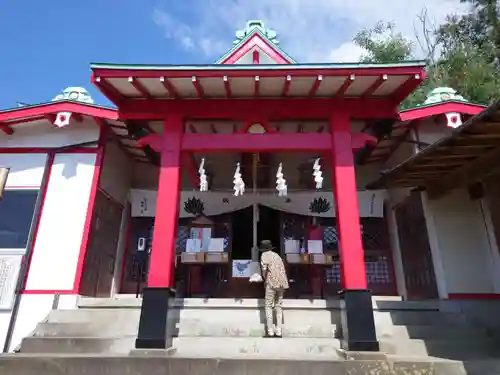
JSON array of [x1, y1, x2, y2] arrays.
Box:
[[330, 111, 379, 352], [136, 115, 183, 350]]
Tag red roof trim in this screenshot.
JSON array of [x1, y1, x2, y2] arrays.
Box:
[[220, 33, 292, 64], [0, 101, 118, 124], [399, 102, 486, 122], [92, 66, 425, 79]]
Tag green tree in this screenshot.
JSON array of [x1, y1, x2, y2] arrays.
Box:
[[353, 7, 500, 108], [353, 22, 414, 63]]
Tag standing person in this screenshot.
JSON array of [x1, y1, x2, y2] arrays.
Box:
[[259, 240, 289, 338]]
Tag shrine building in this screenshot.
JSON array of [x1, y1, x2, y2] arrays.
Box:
[[0, 20, 497, 352]]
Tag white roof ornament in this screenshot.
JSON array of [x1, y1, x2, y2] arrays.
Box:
[[422, 87, 467, 105], [52, 87, 94, 104], [233, 20, 279, 45]]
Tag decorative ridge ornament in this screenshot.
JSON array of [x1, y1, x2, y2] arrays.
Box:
[[422, 87, 467, 105], [233, 162, 245, 196], [198, 158, 208, 192], [233, 20, 279, 45], [52, 87, 94, 104], [276, 162, 287, 196], [313, 158, 323, 189], [421, 87, 468, 129], [51, 87, 94, 128]]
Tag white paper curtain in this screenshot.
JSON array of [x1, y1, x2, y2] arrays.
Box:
[[130, 189, 386, 218]]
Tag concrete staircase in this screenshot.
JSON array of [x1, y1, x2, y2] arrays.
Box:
[[13, 296, 500, 361]]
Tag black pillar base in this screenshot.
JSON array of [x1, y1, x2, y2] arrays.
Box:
[[339, 289, 379, 352], [135, 287, 176, 349]]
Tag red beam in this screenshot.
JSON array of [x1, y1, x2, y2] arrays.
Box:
[[183, 152, 199, 187], [252, 50, 260, 64], [139, 132, 374, 153], [282, 75, 291, 97], [223, 76, 232, 98], [120, 98, 398, 120], [335, 74, 355, 98], [254, 76, 260, 97], [308, 75, 323, 97], [0, 102, 118, 123], [91, 74, 123, 106], [44, 114, 57, 124], [160, 76, 179, 98], [399, 101, 484, 122], [129, 77, 152, 99], [93, 66, 426, 79], [0, 122, 13, 135], [362, 74, 388, 98], [72, 113, 83, 122], [192, 76, 205, 98], [183, 133, 329, 152], [391, 73, 424, 103]]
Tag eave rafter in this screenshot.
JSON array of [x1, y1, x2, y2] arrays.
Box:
[[308, 75, 323, 97], [362, 74, 387, 98], [223, 76, 232, 98], [92, 75, 123, 105], [160, 76, 179, 98], [0, 122, 13, 135], [335, 75, 355, 98], [282, 75, 291, 97], [129, 77, 152, 99], [192, 76, 205, 98], [254, 76, 260, 97]]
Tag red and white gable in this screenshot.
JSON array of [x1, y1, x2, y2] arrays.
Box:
[[218, 20, 294, 65]]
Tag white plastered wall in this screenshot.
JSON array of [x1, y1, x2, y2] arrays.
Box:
[[0, 118, 99, 148], [98, 141, 133, 295], [0, 121, 100, 351], [0, 153, 48, 351], [10, 153, 97, 351], [25, 152, 97, 291], [424, 188, 498, 295]]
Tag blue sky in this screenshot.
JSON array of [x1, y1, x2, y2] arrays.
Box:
[[0, 0, 465, 109]]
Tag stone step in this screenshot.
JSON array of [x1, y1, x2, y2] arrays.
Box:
[[47, 308, 342, 326], [374, 310, 467, 326], [49, 306, 467, 328], [20, 337, 135, 354], [379, 338, 500, 360], [377, 324, 488, 340], [78, 296, 446, 311], [0, 354, 471, 375], [33, 318, 489, 341], [33, 322, 339, 338], [19, 336, 344, 358], [172, 337, 342, 359]]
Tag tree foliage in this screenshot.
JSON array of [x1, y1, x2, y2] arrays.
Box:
[[353, 1, 500, 108]]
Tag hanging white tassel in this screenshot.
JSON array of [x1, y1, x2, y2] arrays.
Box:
[[276, 162, 287, 196], [233, 162, 245, 196], [313, 158, 323, 189], [198, 158, 208, 192]]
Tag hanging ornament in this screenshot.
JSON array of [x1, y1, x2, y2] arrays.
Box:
[[198, 158, 208, 192], [54, 112, 72, 127], [276, 162, 288, 196], [313, 158, 323, 189], [445, 112, 462, 128], [233, 162, 245, 196]]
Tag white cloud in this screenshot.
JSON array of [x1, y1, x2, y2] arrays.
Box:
[[153, 0, 470, 62]]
